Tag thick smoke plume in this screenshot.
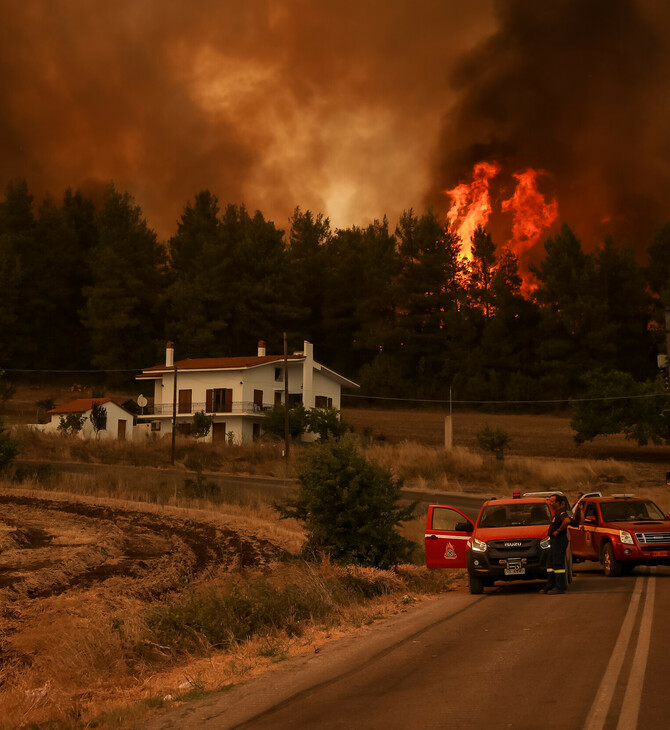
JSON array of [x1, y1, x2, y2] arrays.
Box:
[[0, 0, 489, 238], [430, 0, 670, 260]]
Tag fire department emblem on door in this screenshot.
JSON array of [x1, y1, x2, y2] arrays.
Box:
[[444, 542, 456, 560]]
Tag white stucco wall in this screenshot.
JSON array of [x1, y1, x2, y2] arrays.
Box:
[[39, 402, 136, 441]]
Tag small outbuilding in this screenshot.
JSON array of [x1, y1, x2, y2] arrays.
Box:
[[41, 398, 136, 440]]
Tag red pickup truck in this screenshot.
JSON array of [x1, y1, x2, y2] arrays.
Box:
[[569, 495, 670, 576], [425, 495, 571, 594]]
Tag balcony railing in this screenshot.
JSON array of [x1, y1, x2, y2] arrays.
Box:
[[140, 401, 272, 416]]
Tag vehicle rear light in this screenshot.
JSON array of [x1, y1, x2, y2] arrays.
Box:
[[512, 490, 521, 499]]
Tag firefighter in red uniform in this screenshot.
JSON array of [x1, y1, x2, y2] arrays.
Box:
[[539, 494, 571, 594]]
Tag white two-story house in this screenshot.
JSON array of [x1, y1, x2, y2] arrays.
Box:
[[136, 340, 359, 444]]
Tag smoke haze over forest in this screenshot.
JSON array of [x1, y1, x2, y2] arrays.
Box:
[[2, 0, 670, 260]]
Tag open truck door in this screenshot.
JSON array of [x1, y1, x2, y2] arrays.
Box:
[[425, 504, 475, 570]]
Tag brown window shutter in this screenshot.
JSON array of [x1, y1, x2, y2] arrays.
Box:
[[225, 388, 233, 412], [206, 389, 213, 413]]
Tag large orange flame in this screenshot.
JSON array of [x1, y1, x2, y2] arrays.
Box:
[[501, 168, 558, 261], [444, 162, 558, 294], [444, 161, 501, 258]]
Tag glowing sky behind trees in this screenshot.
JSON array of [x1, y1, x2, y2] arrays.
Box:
[[2, 0, 670, 264]]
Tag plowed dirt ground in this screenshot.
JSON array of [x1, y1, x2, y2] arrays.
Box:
[[0, 490, 288, 720]]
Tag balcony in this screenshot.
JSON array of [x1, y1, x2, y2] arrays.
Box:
[[140, 401, 272, 417]]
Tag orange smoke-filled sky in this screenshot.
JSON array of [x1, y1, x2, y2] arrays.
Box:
[[2, 0, 670, 258], [0, 0, 492, 238]]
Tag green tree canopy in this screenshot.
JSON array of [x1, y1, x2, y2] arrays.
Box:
[[570, 370, 670, 446], [82, 185, 166, 371]]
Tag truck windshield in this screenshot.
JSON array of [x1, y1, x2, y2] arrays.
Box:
[[600, 500, 665, 522], [478, 503, 550, 528]]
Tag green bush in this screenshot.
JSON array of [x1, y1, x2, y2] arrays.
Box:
[[181, 472, 221, 501], [58, 412, 86, 435], [146, 578, 332, 654], [0, 420, 18, 471], [477, 423, 511, 461], [276, 436, 416, 568], [191, 410, 213, 438], [262, 403, 307, 439], [306, 407, 350, 441]]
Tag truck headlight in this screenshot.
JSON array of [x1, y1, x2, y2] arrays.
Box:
[[471, 537, 488, 553], [540, 537, 551, 549], [619, 530, 634, 545]]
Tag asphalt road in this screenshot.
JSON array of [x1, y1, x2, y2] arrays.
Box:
[[149, 564, 669, 730]]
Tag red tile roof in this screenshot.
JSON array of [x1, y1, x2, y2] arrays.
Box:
[[137, 354, 304, 377], [48, 398, 113, 414]]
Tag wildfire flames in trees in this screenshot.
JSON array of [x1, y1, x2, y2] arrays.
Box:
[[444, 162, 559, 290]]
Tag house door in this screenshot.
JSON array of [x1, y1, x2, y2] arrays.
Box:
[[117, 419, 126, 441], [253, 389, 263, 412], [212, 422, 227, 443], [178, 389, 192, 414]]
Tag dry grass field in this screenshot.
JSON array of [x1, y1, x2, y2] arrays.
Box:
[[0, 486, 457, 729]]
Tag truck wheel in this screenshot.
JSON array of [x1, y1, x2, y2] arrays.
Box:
[[469, 575, 484, 595], [602, 543, 622, 577]]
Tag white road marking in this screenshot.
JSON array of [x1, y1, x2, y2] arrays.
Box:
[[583, 575, 644, 730], [616, 569, 656, 730]]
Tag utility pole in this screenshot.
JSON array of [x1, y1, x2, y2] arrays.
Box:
[[444, 386, 453, 450], [665, 308, 670, 387], [283, 332, 290, 459], [171, 358, 178, 466]]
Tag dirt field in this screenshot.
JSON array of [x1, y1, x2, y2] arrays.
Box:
[[0, 489, 292, 726], [0, 492, 284, 599], [342, 406, 670, 461]]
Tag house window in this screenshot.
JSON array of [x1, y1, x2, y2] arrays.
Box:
[[206, 388, 233, 413], [288, 393, 302, 407], [275, 367, 283, 382], [314, 396, 333, 409], [151, 421, 161, 432]]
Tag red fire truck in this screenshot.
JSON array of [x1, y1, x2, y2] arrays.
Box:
[[569, 495, 670, 576], [425, 494, 572, 594]]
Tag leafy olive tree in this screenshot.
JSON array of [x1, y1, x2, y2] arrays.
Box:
[[276, 437, 416, 569]]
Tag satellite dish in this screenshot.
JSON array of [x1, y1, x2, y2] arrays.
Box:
[[137, 395, 148, 408]]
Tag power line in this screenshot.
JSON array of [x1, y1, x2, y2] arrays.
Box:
[[3, 368, 669, 406], [342, 392, 670, 406], [1, 368, 143, 373]]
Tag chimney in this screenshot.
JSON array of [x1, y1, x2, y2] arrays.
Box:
[[258, 340, 266, 357], [166, 341, 174, 367]]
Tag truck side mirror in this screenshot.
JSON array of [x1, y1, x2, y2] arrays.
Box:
[[584, 515, 597, 524]]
